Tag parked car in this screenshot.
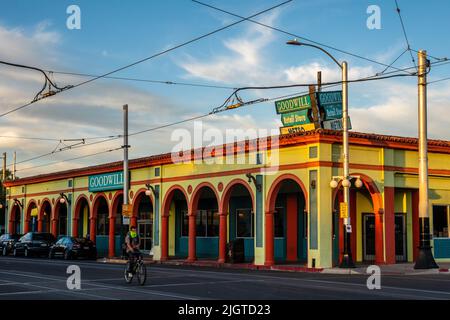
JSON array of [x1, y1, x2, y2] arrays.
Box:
[[13, 232, 56, 257], [49, 236, 97, 260], [0, 234, 21, 256]]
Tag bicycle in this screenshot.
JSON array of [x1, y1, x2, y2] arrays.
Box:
[[124, 251, 147, 285]]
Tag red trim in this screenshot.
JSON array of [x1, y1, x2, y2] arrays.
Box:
[[8, 205, 21, 234], [108, 216, 115, 258], [265, 211, 275, 266], [189, 182, 220, 214], [384, 187, 396, 264], [6, 130, 449, 187], [187, 214, 196, 262], [110, 191, 123, 218], [218, 213, 227, 264]]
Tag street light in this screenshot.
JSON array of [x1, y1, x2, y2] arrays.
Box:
[[59, 192, 71, 205], [287, 39, 354, 268], [145, 184, 159, 198]]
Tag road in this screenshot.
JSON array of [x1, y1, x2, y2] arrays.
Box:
[[0, 256, 449, 300]]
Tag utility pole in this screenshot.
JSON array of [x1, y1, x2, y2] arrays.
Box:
[[1, 153, 5, 183], [123, 104, 129, 208], [12, 152, 16, 180], [414, 50, 438, 269], [340, 61, 355, 268], [317, 71, 322, 92]]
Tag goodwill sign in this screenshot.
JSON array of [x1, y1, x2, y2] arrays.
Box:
[[88, 171, 125, 192]]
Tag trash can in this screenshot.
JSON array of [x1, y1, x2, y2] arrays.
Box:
[[226, 238, 245, 263]]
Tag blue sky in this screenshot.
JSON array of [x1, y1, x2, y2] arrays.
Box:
[[1, 0, 450, 176]]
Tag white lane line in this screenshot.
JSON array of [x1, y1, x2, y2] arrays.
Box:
[[145, 278, 266, 288], [0, 268, 204, 300]]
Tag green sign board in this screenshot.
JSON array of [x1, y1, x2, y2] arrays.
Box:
[[280, 109, 311, 126], [275, 94, 311, 114], [88, 171, 124, 192], [317, 91, 343, 120]]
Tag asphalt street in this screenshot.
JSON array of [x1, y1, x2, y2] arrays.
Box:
[[0, 256, 449, 300]]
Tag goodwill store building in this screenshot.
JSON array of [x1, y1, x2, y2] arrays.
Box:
[[4, 129, 450, 268]]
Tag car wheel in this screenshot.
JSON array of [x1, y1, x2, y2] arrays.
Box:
[[64, 250, 71, 260]]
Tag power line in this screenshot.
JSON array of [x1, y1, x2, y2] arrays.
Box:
[[0, 0, 292, 119], [16, 147, 123, 173], [0, 134, 120, 142], [192, 0, 416, 75], [394, 0, 417, 71], [47, 70, 238, 90]]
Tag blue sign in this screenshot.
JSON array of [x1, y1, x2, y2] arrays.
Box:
[[88, 171, 124, 192]]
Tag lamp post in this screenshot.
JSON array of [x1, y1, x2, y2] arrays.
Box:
[[287, 39, 354, 267]]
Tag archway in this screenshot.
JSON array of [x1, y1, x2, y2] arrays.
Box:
[[266, 174, 308, 266], [73, 195, 90, 238], [188, 183, 220, 262], [132, 189, 154, 255], [53, 198, 68, 237], [39, 200, 52, 233], [92, 194, 110, 257], [161, 185, 189, 261], [110, 192, 125, 258], [9, 204, 21, 234], [331, 173, 383, 265], [25, 200, 38, 233], [219, 179, 255, 263]]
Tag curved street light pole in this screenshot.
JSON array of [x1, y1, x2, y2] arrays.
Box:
[[287, 39, 355, 268]]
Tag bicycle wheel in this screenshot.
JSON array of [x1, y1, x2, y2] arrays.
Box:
[[124, 262, 133, 284], [136, 262, 147, 286]]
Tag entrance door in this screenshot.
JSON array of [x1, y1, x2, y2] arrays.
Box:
[[138, 219, 152, 254], [395, 214, 407, 262], [332, 210, 339, 266], [363, 214, 376, 262]]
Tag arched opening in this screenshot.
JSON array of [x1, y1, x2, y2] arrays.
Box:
[[111, 193, 126, 257], [26, 201, 38, 233], [221, 180, 255, 263], [9, 205, 21, 234], [168, 189, 188, 259], [331, 174, 383, 266], [133, 190, 154, 255], [188, 183, 220, 261], [39, 200, 52, 233], [55, 201, 68, 237], [266, 175, 307, 266], [93, 195, 110, 257], [74, 196, 90, 238]]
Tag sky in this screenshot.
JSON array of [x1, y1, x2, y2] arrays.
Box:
[[1, 0, 450, 177]]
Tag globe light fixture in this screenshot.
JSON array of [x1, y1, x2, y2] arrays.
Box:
[[354, 178, 363, 189], [342, 179, 351, 188], [330, 180, 338, 189]]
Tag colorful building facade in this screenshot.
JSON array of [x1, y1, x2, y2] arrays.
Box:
[[4, 129, 450, 268]]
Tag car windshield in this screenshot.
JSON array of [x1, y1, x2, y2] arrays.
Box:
[[34, 234, 55, 241]]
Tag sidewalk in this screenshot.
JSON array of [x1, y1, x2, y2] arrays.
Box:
[[98, 257, 449, 275], [321, 263, 450, 275]]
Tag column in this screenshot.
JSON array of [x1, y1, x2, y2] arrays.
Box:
[[187, 212, 196, 262], [218, 212, 227, 263], [108, 216, 115, 258], [160, 215, 169, 261], [89, 217, 96, 244], [264, 210, 275, 266], [72, 217, 78, 237], [37, 217, 43, 232], [384, 187, 396, 264], [286, 194, 298, 262], [51, 218, 57, 237]]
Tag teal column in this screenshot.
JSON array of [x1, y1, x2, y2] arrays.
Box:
[[255, 175, 263, 247], [154, 185, 160, 246]]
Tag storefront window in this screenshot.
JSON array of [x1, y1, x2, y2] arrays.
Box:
[[274, 207, 285, 238], [196, 210, 207, 236], [97, 211, 109, 235], [433, 205, 449, 238], [236, 208, 253, 238], [207, 211, 219, 237]]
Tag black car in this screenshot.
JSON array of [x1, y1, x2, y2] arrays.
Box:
[[13, 232, 56, 257], [49, 236, 97, 260], [0, 234, 21, 256]]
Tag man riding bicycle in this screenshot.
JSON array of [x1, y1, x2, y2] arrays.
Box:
[[125, 226, 140, 277]]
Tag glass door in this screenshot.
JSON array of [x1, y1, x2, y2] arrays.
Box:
[[138, 219, 152, 255], [363, 214, 376, 262], [395, 214, 407, 262]]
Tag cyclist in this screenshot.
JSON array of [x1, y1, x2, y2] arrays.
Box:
[[125, 226, 140, 277]]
